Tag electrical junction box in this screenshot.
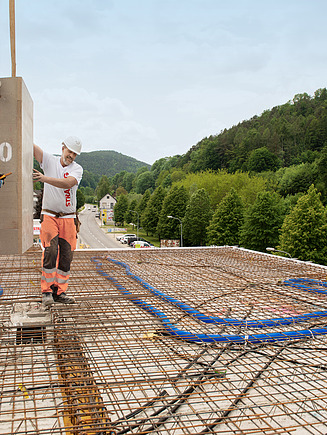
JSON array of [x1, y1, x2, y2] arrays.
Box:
[[0, 77, 33, 254]]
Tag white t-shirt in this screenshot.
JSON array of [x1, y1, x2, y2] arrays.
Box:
[[41, 152, 83, 217]]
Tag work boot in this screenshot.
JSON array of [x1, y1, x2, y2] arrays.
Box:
[[53, 292, 76, 304], [50, 284, 58, 294], [42, 292, 54, 307]]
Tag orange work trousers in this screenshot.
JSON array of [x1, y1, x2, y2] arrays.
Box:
[[40, 215, 77, 294]]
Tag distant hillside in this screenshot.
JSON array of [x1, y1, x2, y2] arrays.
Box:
[[75, 150, 150, 177], [172, 88, 327, 173]]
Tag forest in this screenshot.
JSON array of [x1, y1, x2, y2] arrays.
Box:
[[35, 88, 327, 264], [75, 150, 150, 178]]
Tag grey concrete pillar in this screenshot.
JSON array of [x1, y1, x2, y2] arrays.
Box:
[[0, 77, 33, 254]]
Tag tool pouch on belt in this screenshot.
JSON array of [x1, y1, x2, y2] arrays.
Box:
[[74, 212, 81, 233], [42, 209, 81, 233]]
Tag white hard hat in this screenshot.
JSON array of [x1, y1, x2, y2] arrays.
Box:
[[62, 136, 82, 155]]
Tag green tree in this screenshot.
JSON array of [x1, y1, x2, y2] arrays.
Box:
[[170, 170, 186, 184], [125, 199, 138, 227], [80, 169, 99, 189], [279, 185, 327, 264], [155, 169, 170, 187], [142, 186, 166, 235], [316, 145, 327, 201], [207, 188, 244, 246], [183, 188, 212, 246], [116, 186, 128, 197], [240, 191, 285, 252], [122, 172, 136, 192], [80, 186, 96, 204], [33, 181, 43, 191], [174, 169, 267, 210], [111, 171, 125, 192], [33, 158, 43, 191], [135, 171, 155, 194], [162, 173, 172, 188], [247, 147, 281, 172], [137, 189, 151, 218], [113, 194, 129, 226], [157, 185, 189, 240], [151, 157, 170, 181], [276, 162, 319, 197], [96, 176, 111, 202], [76, 188, 85, 210]]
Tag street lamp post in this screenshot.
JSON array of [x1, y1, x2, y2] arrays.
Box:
[[167, 215, 183, 247], [129, 210, 139, 240], [266, 247, 292, 258]]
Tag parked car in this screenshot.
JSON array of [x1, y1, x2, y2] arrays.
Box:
[[116, 233, 135, 242], [127, 237, 152, 246], [131, 241, 153, 248], [120, 234, 137, 244]]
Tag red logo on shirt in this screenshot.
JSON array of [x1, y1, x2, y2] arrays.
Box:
[[64, 189, 72, 206], [63, 173, 71, 206]]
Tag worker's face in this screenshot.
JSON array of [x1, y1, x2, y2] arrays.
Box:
[[61, 145, 77, 166]]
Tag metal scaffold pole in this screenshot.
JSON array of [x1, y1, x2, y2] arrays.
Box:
[[9, 0, 16, 77]]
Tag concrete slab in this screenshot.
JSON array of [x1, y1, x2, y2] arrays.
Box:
[[10, 302, 51, 327]]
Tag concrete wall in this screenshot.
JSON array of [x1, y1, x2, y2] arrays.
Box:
[[0, 77, 33, 254]]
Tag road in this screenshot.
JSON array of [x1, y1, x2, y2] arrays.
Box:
[[78, 207, 127, 249]]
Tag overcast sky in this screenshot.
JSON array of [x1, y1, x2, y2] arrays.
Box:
[[1, 0, 326, 165]]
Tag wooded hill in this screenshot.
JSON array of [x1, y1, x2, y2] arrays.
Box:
[[75, 150, 150, 178], [143, 88, 327, 204], [77, 87, 327, 204], [170, 88, 327, 174]]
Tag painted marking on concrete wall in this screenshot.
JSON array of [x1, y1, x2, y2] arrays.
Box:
[[0, 142, 12, 162]]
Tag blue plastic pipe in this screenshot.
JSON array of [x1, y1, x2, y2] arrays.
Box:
[[106, 257, 327, 329], [284, 278, 327, 295], [91, 257, 327, 344]]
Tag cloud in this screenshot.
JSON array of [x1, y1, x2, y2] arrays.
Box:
[[33, 86, 158, 162], [2, 0, 327, 165]]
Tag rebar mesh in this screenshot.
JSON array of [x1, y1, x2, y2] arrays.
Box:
[[1, 246, 327, 434]]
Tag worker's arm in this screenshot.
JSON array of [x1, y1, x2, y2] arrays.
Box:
[[32, 169, 78, 188], [33, 144, 43, 164]]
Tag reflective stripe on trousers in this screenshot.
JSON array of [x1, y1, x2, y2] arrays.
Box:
[[40, 215, 76, 294]]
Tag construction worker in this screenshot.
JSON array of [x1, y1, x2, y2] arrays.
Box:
[[33, 137, 83, 307]]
